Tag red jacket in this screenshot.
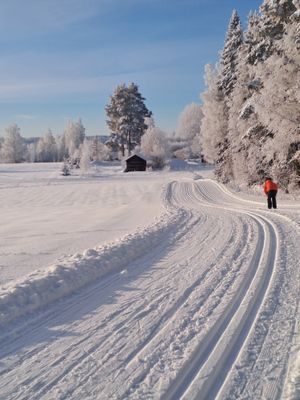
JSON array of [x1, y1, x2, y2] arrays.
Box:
[[264, 180, 278, 194]]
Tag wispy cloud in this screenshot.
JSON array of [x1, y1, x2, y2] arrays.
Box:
[[0, 0, 109, 36], [0, 33, 216, 102], [15, 114, 39, 120]]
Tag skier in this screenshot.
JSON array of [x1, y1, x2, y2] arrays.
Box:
[[264, 177, 278, 209]]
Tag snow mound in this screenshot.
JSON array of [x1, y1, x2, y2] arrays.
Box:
[[0, 208, 186, 328]]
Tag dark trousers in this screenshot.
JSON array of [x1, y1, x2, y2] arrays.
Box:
[[267, 190, 277, 209]]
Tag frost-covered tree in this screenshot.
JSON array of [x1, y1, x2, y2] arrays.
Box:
[[0, 124, 24, 163], [176, 103, 203, 158], [105, 83, 152, 156], [79, 138, 92, 174], [211, 10, 243, 181], [200, 64, 227, 164], [36, 129, 57, 162], [218, 10, 243, 96], [64, 118, 85, 158], [56, 134, 67, 161], [26, 142, 37, 163], [251, 19, 300, 191], [245, 11, 272, 65], [141, 121, 169, 169], [91, 137, 111, 161], [200, 1, 299, 192], [260, 0, 297, 38]]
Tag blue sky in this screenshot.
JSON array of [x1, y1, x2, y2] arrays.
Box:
[[0, 0, 262, 138]]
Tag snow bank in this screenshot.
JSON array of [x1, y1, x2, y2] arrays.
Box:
[[0, 208, 186, 328]]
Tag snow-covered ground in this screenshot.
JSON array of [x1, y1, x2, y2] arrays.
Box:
[[0, 161, 299, 399]]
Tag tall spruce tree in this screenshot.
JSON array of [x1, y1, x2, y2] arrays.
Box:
[[105, 83, 152, 156], [260, 0, 297, 38], [245, 11, 272, 64], [214, 10, 243, 182], [218, 10, 243, 96]]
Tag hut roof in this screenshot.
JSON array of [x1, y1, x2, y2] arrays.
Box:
[[125, 154, 146, 162]]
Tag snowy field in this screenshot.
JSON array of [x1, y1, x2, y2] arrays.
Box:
[[0, 161, 299, 400]]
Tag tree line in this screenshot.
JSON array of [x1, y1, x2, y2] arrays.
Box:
[[0, 81, 202, 170], [1, 0, 298, 191], [200, 0, 300, 192]]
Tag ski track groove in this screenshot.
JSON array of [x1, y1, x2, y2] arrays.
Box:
[[122, 217, 249, 369]]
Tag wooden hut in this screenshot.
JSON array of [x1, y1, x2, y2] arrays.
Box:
[[124, 154, 147, 172]]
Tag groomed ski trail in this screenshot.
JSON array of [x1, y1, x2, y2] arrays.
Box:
[[0, 178, 299, 400]]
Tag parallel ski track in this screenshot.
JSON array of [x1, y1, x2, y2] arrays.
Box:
[[113, 181, 279, 399], [155, 181, 278, 400], [0, 178, 298, 400]]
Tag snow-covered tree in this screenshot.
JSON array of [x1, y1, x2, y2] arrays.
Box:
[[56, 134, 68, 161], [210, 10, 243, 181], [199, 0, 299, 192], [26, 142, 37, 163], [0, 124, 24, 163], [36, 129, 57, 162], [141, 121, 169, 169], [64, 118, 85, 158], [200, 64, 227, 164], [245, 11, 272, 65], [79, 138, 92, 174], [260, 0, 297, 38], [91, 137, 111, 161], [176, 103, 203, 158], [218, 10, 243, 96], [105, 83, 152, 156]]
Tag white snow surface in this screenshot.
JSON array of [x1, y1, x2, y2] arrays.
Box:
[[0, 161, 299, 400]]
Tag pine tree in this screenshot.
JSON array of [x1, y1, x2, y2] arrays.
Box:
[[247, 0, 298, 63], [218, 10, 243, 96], [212, 10, 243, 182], [245, 11, 272, 64], [105, 83, 152, 156]]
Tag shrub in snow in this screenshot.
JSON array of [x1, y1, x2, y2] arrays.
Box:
[[61, 161, 71, 176]]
